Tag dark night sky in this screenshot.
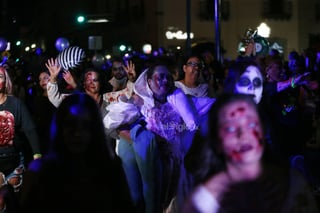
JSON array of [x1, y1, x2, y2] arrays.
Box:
[[2, 0, 97, 38], [2, 0, 150, 57], [1, 0, 102, 55]]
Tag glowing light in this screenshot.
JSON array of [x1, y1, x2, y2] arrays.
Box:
[[142, 44, 152, 54], [77, 15, 85, 23], [119, 45, 126, 51], [165, 30, 194, 40], [105, 54, 111, 60], [87, 18, 109, 23], [257, 22, 270, 38]]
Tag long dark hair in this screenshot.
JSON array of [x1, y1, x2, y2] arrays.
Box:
[[223, 58, 262, 93]]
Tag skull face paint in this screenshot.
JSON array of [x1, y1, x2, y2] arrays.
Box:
[[235, 65, 263, 104], [218, 100, 264, 164]]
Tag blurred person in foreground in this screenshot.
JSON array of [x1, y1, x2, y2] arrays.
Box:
[[183, 93, 318, 213], [20, 93, 135, 212]]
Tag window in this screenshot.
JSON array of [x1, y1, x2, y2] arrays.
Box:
[[262, 0, 292, 20]]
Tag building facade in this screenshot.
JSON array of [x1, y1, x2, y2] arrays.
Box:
[[156, 0, 320, 59]]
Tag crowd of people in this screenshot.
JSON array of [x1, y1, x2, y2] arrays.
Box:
[[0, 38, 319, 213]]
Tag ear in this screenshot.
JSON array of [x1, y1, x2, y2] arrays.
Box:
[[182, 65, 187, 73]]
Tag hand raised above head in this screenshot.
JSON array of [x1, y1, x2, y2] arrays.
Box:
[[244, 40, 256, 57], [123, 60, 136, 81], [45, 58, 61, 83]]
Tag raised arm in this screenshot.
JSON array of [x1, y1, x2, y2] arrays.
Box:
[[62, 70, 77, 89], [45, 58, 69, 107], [124, 60, 136, 82], [277, 72, 311, 92]]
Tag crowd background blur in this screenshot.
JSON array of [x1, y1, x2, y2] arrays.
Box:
[[0, 30, 319, 211]]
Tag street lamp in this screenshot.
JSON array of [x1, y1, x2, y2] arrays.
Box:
[[257, 22, 271, 38], [76, 15, 86, 24]]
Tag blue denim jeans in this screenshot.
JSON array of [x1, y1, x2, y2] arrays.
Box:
[[118, 124, 162, 213]]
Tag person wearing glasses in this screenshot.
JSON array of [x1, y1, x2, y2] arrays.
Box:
[[175, 54, 213, 97]]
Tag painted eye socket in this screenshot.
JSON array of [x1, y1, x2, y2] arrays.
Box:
[[248, 121, 258, 129], [252, 78, 262, 87], [238, 77, 250, 86], [156, 73, 171, 81], [238, 77, 262, 87], [225, 126, 236, 133]]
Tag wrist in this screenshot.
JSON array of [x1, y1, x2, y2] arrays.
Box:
[[50, 79, 57, 84], [128, 76, 136, 82], [291, 77, 296, 88], [70, 82, 77, 89]]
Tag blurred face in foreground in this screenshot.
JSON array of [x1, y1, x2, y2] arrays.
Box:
[[218, 100, 264, 165], [63, 106, 92, 154], [235, 65, 263, 104]]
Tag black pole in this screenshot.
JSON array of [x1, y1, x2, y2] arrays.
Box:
[[186, 0, 192, 55], [214, 0, 221, 64]]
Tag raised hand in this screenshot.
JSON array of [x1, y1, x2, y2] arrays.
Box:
[[45, 58, 61, 83], [123, 60, 136, 82], [244, 39, 256, 57], [62, 70, 77, 89]]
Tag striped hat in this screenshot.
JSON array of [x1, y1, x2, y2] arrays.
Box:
[[57, 46, 86, 70]]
